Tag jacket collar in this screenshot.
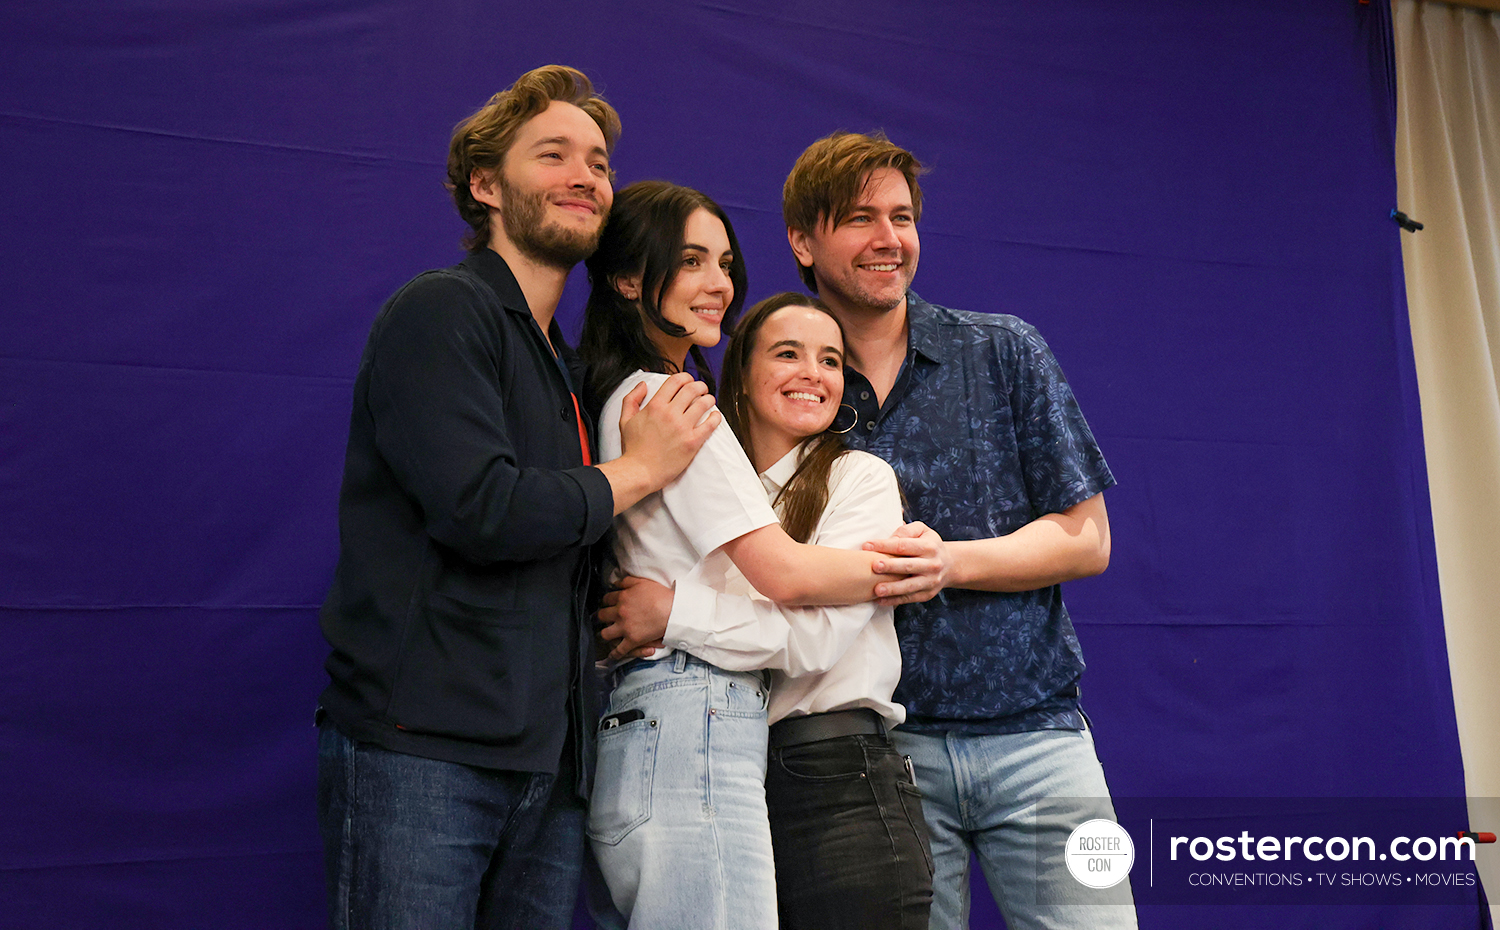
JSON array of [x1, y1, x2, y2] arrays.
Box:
[[461, 248, 587, 399], [461, 247, 532, 318]]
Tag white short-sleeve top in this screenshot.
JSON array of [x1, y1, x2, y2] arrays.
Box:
[[597, 371, 780, 662]]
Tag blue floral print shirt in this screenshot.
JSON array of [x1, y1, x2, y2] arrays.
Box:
[[840, 292, 1116, 734]]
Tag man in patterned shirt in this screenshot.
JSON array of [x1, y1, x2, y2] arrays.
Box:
[[783, 131, 1137, 930]]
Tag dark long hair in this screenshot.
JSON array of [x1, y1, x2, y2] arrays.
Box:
[[720, 292, 851, 544], [579, 180, 748, 415]]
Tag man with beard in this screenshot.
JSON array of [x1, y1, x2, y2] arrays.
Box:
[[316, 66, 719, 930], [782, 132, 1136, 930]]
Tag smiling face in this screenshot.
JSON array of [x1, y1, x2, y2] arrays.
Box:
[[788, 166, 919, 316], [472, 100, 613, 269], [743, 305, 846, 469], [649, 208, 735, 366]]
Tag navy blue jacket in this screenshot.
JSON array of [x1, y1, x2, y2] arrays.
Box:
[[320, 248, 614, 783]]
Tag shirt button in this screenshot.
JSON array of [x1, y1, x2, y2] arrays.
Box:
[[864, 421, 875, 432], [561, 404, 571, 421], [860, 391, 870, 401]]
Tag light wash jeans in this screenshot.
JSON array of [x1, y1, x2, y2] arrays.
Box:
[[893, 726, 1138, 930], [588, 652, 777, 930]]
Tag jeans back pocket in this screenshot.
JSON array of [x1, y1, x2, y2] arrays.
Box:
[[586, 718, 660, 845]]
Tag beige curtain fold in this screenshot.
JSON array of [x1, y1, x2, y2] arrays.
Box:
[[1392, 0, 1500, 919]]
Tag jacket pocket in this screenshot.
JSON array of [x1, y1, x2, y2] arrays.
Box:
[[587, 717, 660, 845], [384, 591, 531, 743], [432, 557, 519, 609]]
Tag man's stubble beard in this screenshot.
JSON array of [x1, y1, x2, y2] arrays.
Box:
[[815, 267, 910, 317], [498, 174, 607, 270]]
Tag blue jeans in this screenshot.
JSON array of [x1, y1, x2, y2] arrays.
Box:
[[893, 726, 1138, 930], [587, 653, 777, 929], [317, 720, 585, 930]]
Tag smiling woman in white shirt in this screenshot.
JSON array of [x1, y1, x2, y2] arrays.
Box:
[[584, 263, 934, 925], [578, 184, 914, 930], [683, 291, 936, 930]]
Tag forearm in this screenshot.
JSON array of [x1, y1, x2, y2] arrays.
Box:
[[948, 493, 1110, 592], [423, 463, 615, 562], [721, 524, 896, 606], [595, 454, 655, 516]]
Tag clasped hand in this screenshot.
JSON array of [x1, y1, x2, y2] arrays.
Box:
[[863, 521, 953, 606], [597, 576, 673, 661]]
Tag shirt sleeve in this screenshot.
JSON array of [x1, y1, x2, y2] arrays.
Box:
[[604, 372, 779, 560], [663, 452, 903, 675], [364, 272, 613, 564], [1005, 323, 1116, 516]]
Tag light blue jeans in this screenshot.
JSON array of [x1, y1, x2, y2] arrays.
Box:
[[893, 726, 1138, 930], [588, 652, 777, 930]]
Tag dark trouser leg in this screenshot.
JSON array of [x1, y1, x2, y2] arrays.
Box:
[[766, 733, 934, 930], [476, 765, 586, 930], [317, 720, 584, 930]]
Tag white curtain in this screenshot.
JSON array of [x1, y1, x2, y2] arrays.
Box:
[[1392, 0, 1500, 919]]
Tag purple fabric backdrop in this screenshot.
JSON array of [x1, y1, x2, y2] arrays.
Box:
[[1, 1, 1477, 927]]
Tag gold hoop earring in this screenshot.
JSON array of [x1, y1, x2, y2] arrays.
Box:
[[828, 403, 858, 435]]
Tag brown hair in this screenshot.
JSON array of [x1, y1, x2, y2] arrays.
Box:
[[782, 131, 925, 291], [720, 292, 851, 544], [445, 65, 622, 252]]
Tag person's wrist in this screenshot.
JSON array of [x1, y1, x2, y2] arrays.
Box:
[[644, 453, 675, 494], [600, 454, 652, 509], [945, 540, 970, 588], [622, 453, 659, 495]]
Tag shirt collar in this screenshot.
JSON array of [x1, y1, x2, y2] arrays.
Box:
[[904, 291, 949, 365], [758, 443, 807, 497]]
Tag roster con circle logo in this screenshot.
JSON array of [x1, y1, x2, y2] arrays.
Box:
[[1065, 819, 1135, 889]]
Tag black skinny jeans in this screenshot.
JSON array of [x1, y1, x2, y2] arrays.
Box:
[[766, 732, 934, 930]]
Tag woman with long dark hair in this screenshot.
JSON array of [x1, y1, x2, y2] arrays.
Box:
[[599, 291, 934, 930], [579, 183, 909, 929]]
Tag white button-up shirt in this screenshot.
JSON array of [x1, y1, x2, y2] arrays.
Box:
[[665, 444, 907, 727]]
